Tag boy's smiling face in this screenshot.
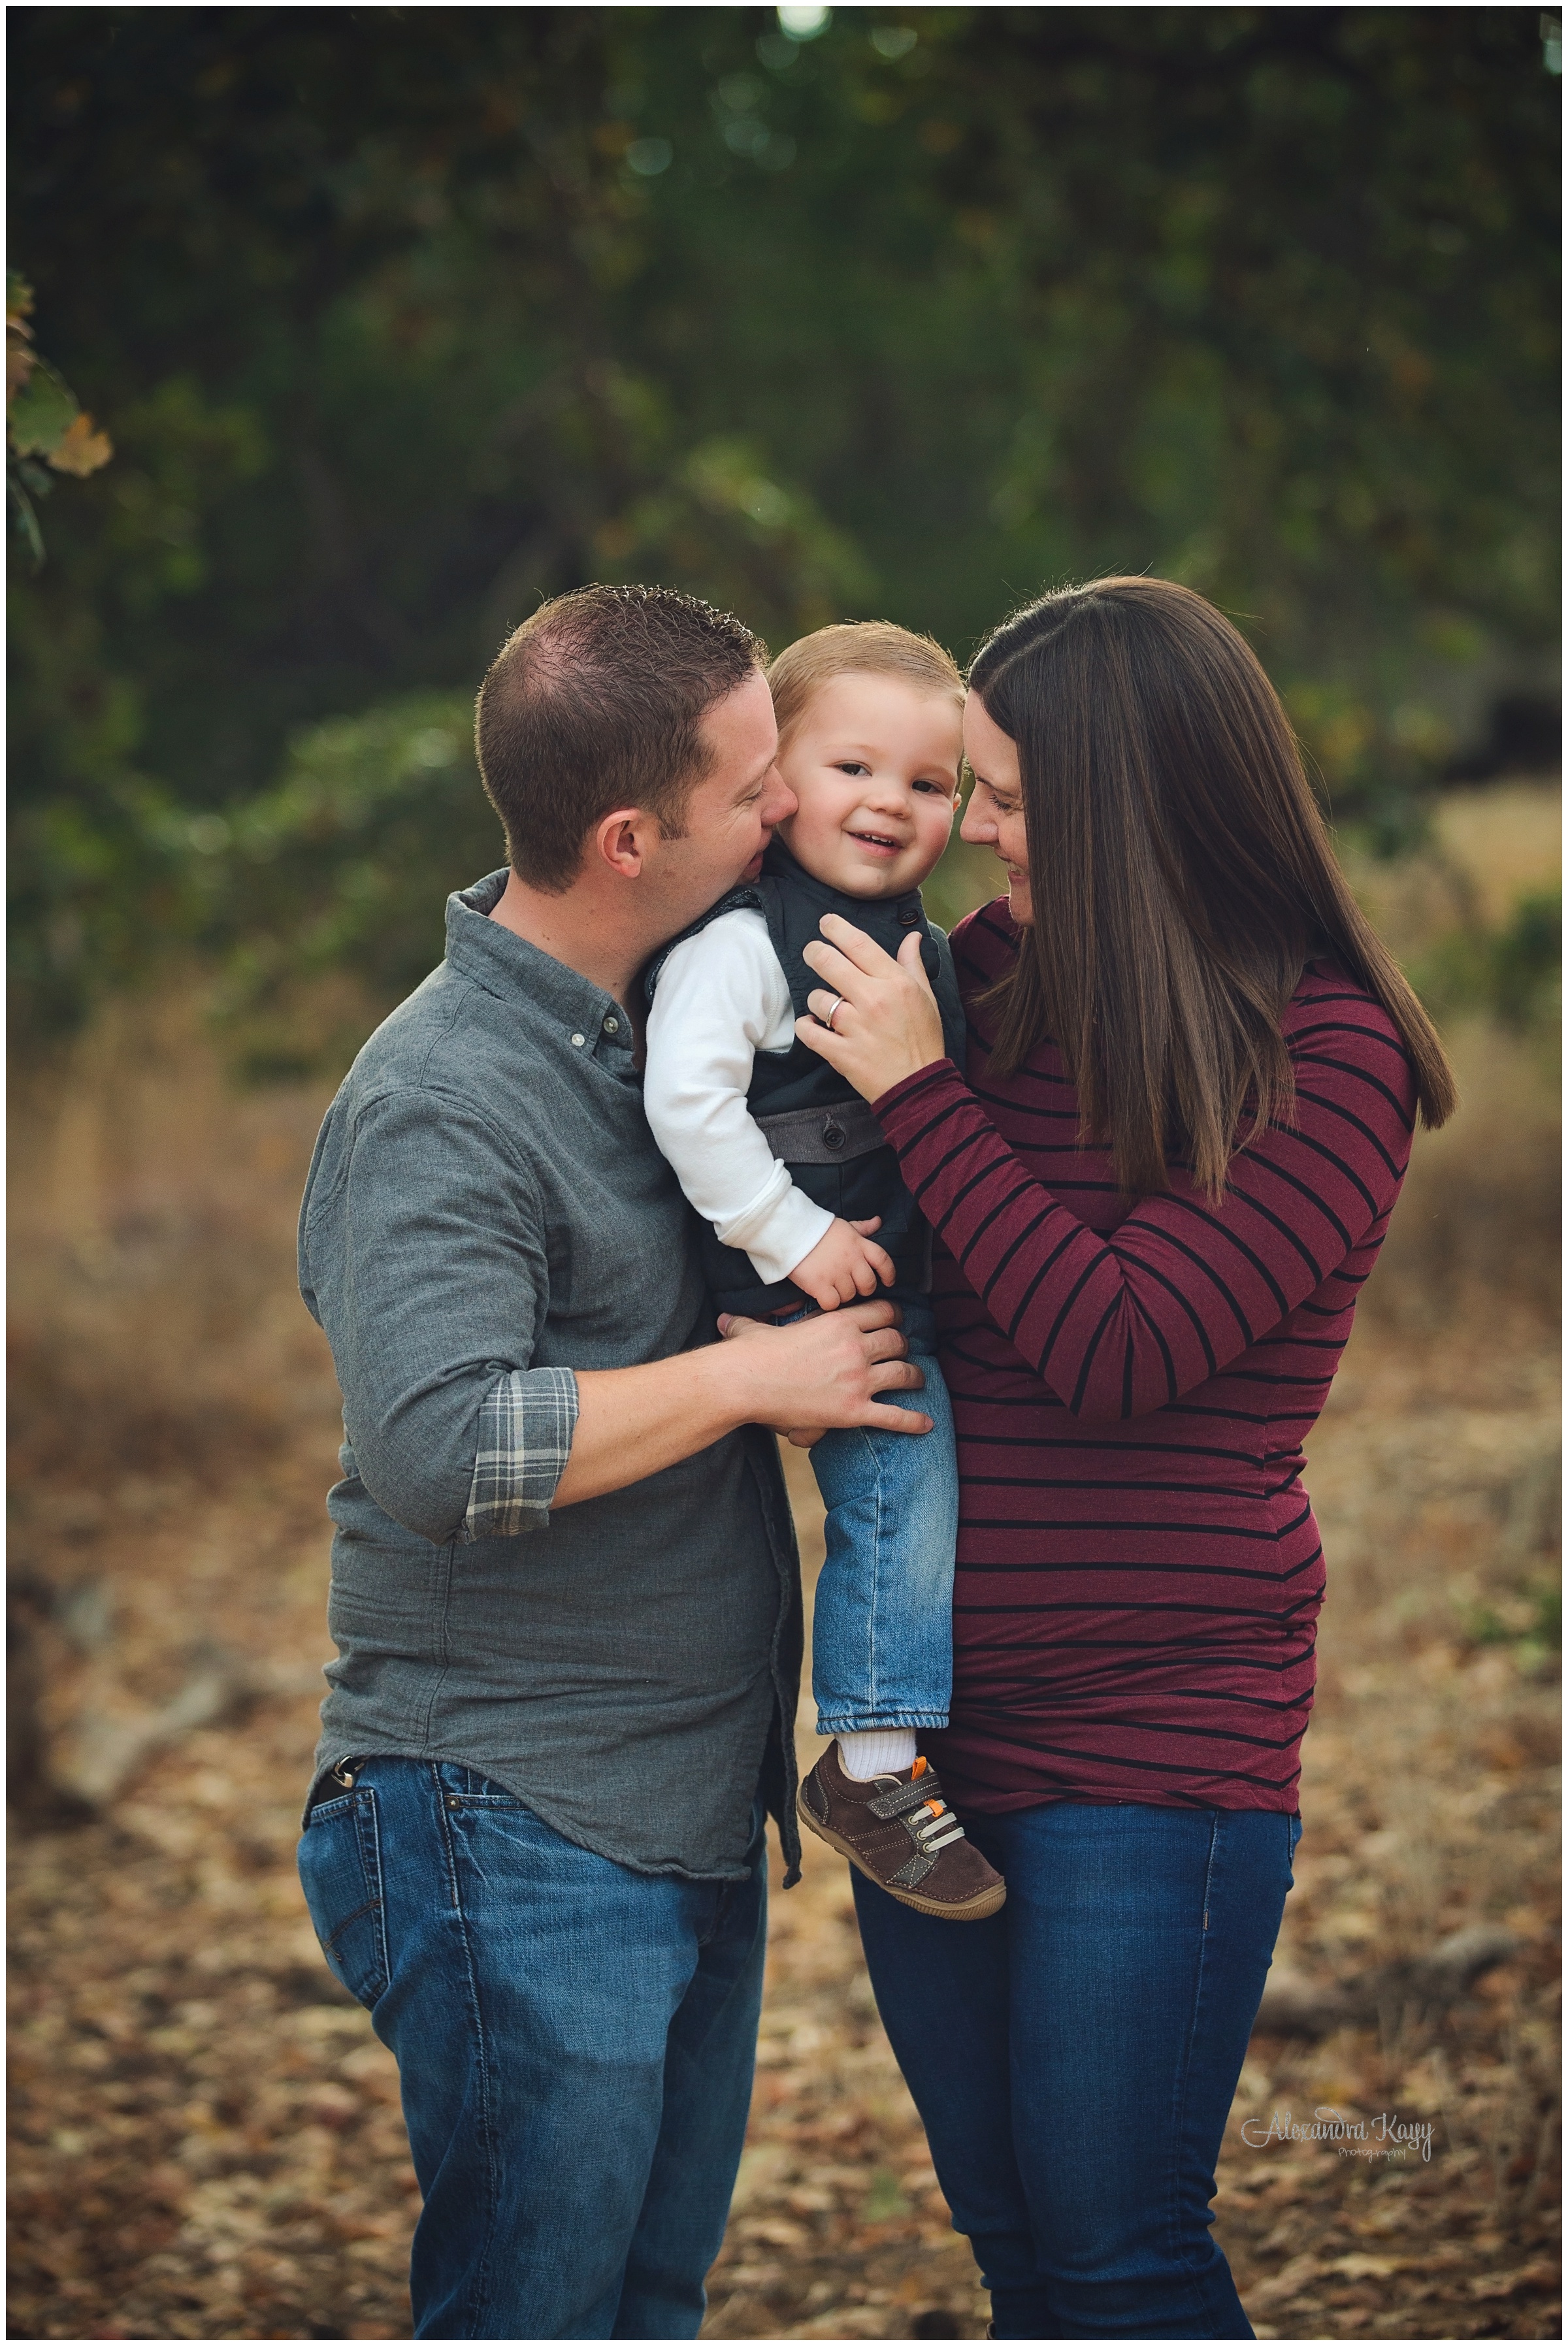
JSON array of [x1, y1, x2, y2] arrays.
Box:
[[774, 671, 962, 899]]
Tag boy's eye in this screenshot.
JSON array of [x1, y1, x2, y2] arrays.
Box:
[[912, 778, 951, 796], [834, 760, 871, 777]]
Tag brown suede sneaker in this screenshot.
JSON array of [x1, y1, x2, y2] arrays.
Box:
[[798, 1744, 1006, 1919]]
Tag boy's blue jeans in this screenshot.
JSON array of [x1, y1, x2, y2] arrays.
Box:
[[853, 1800, 1302, 2339], [791, 1295, 958, 1735], [297, 1759, 768, 2339]]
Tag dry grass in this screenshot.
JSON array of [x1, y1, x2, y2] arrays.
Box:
[[7, 787, 1559, 2341]]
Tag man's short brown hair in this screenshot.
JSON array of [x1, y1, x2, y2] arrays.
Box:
[[766, 621, 964, 747], [475, 584, 766, 892]]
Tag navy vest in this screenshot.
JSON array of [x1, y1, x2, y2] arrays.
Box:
[[644, 840, 966, 1316]]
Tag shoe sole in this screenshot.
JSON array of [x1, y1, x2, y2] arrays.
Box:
[[797, 1792, 1007, 1920]]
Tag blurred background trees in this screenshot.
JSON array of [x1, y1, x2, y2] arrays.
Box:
[[8, 4, 1560, 1042]]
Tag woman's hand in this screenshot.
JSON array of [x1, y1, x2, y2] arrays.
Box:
[[794, 913, 947, 1103]]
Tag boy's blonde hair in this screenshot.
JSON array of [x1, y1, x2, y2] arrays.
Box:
[[766, 621, 964, 747]]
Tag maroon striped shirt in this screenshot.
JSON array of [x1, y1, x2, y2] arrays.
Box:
[[874, 900, 1417, 1816]]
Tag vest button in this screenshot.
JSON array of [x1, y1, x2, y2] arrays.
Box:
[[823, 1116, 845, 1150], [898, 906, 920, 925]]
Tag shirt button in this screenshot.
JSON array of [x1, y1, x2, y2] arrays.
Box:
[[604, 1016, 619, 1033], [570, 1032, 587, 1048], [899, 906, 920, 926]]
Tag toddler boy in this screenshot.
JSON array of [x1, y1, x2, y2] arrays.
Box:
[[644, 623, 1004, 1920]]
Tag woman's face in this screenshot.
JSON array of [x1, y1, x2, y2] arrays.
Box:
[[960, 694, 1032, 924]]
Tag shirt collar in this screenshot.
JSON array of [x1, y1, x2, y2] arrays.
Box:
[[443, 869, 637, 1066]]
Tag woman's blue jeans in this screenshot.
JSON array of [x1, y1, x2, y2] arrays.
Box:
[[853, 1801, 1301, 2340], [297, 1758, 767, 2339]]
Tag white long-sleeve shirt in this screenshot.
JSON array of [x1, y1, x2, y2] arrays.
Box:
[[643, 907, 834, 1286]]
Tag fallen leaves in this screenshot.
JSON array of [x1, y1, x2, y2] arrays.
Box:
[[5, 1027, 1561, 2341]]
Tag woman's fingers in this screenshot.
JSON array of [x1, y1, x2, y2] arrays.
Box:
[[815, 911, 902, 973], [800, 936, 864, 995], [794, 1015, 841, 1064], [896, 929, 935, 985]]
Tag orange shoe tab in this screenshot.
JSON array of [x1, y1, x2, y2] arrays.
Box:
[[911, 1755, 928, 1779]]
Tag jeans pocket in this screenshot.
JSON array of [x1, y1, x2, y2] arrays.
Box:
[[297, 1787, 391, 2010]]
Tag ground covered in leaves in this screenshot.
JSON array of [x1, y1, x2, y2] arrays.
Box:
[[8, 1317, 1558, 2342]]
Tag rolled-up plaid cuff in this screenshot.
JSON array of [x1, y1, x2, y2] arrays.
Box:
[[463, 1365, 579, 1540]]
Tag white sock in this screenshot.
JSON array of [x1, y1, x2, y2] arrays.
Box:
[[836, 1728, 918, 1781]]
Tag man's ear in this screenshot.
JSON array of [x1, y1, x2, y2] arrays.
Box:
[[592, 808, 651, 880]]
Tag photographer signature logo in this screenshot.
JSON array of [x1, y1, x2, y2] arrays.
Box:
[[1242, 2104, 1435, 2162]]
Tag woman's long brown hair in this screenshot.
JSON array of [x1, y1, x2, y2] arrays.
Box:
[[969, 578, 1457, 1199]]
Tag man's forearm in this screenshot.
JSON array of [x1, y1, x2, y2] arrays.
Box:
[[550, 1346, 747, 1508], [549, 1302, 928, 1510]]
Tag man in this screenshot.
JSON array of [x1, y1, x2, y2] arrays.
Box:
[[295, 584, 928, 2340]]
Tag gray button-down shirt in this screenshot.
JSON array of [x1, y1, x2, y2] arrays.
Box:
[[299, 870, 802, 1881]]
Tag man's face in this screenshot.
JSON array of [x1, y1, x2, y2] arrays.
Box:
[[650, 667, 795, 934]]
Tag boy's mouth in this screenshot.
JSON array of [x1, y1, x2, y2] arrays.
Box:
[[847, 828, 905, 856]]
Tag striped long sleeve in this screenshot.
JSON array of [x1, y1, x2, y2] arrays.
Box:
[[875, 953, 1415, 1424], [865, 901, 1420, 1819]]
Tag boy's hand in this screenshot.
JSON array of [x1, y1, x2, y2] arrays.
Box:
[[789, 1216, 896, 1309]]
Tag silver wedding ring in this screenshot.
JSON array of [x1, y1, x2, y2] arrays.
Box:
[[823, 994, 845, 1032]]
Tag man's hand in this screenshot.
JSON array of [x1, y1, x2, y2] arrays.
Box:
[[787, 1215, 896, 1309], [553, 1298, 928, 1509], [716, 1297, 930, 1438]]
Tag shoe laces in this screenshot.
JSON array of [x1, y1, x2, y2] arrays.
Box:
[[904, 1755, 966, 1856]]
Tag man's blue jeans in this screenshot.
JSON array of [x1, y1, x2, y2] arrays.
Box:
[[297, 1759, 768, 2339], [787, 1296, 958, 1735], [853, 1801, 1301, 2340]]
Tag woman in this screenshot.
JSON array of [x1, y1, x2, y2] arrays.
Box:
[[791, 579, 1455, 2340]]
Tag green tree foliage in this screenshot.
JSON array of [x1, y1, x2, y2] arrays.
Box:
[[1413, 887, 1563, 1042], [8, 7, 1559, 1039], [211, 694, 495, 1073], [7, 272, 113, 566]]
